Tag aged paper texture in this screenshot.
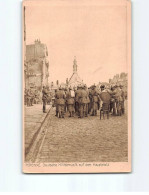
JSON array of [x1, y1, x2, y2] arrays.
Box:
[[23, 0, 131, 173]]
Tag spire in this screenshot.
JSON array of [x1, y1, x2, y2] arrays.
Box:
[[73, 56, 77, 73]]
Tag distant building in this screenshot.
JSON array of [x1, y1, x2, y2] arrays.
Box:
[[49, 57, 83, 92], [25, 39, 49, 90], [68, 57, 83, 88], [109, 72, 128, 89]]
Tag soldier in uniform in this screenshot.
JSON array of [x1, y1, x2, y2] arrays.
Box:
[[116, 85, 123, 116], [55, 86, 66, 118], [99, 85, 112, 117], [75, 85, 82, 118], [110, 85, 117, 115], [66, 87, 75, 117], [26, 89, 32, 107], [42, 86, 48, 113], [90, 85, 99, 116], [26, 89, 29, 106], [112, 84, 123, 116], [84, 85, 90, 117], [76, 85, 88, 118], [109, 85, 115, 113], [88, 87, 92, 114], [120, 84, 125, 114], [30, 88, 35, 106], [54, 89, 58, 117], [64, 88, 68, 113], [24, 89, 27, 105], [34, 90, 40, 104], [74, 86, 80, 114]]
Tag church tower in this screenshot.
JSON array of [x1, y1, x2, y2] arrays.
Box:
[[73, 56, 77, 73], [68, 57, 83, 88]]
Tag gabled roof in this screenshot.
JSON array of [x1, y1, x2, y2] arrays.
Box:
[[68, 72, 83, 86]]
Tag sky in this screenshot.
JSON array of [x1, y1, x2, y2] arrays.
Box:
[[25, 4, 127, 86]]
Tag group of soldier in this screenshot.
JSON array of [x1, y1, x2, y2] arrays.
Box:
[[24, 88, 41, 106], [42, 83, 126, 119]]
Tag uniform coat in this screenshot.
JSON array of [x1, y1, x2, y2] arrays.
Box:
[[55, 90, 65, 118], [66, 90, 75, 116], [42, 88, 48, 112], [90, 88, 99, 115]]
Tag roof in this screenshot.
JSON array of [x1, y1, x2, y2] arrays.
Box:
[[68, 72, 83, 87]]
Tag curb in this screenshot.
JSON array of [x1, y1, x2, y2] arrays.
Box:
[[25, 105, 52, 161]]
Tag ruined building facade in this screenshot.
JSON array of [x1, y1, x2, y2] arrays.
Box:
[[25, 40, 49, 91]]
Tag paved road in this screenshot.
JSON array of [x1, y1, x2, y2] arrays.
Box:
[[25, 104, 51, 155], [36, 107, 128, 163]]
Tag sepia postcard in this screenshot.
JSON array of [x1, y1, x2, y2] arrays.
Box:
[[23, 0, 131, 173]]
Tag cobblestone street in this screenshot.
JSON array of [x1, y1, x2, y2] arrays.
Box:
[[36, 107, 128, 163]]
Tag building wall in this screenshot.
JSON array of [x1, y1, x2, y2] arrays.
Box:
[[109, 72, 128, 93], [26, 40, 48, 61], [25, 40, 49, 91]]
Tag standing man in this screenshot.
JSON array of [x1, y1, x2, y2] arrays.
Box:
[[26, 89, 30, 107], [64, 88, 68, 113], [88, 87, 92, 114], [55, 86, 66, 118], [120, 84, 125, 114], [29, 88, 34, 106], [75, 86, 80, 115], [54, 89, 58, 117], [75, 85, 81, 118], [42, 86, 48, 113], [99, 85, 112, 116], [24, 88, 27, 105], [76, 85, 88, 118], [116, 84, 123, 116], [26, 89, 32, 107], [90, 85, 99, 116], [34, 90, 39, 104], [84, 85, 90, 117], [111, 85, 122, 116], [66, 87, 75, 117]]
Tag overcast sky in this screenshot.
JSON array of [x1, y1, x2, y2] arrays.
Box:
[[25, 4, 127, 86]]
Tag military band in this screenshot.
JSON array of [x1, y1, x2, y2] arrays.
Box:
[[25, 83, 126, 118], [53, 84, 126, 118]]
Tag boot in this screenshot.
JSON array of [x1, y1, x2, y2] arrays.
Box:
[[91, 111, 94, 116], [122, 108, 125, 114], [62, 113, 65, 118], [85, 112, 88, 117], [72, 111, 74, 117], [55, 111, 58, 117]]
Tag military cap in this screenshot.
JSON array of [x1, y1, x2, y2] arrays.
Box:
[[78, 84, 82, 88], [59, 86, 62, 90], [100, 85, 105, 89], [90, 84, 96, 89]]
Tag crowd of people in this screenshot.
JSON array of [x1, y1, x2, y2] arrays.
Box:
[[42, 84, 126, 119], [24, 87, 53, 107], [24, 88, 42, 106]]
